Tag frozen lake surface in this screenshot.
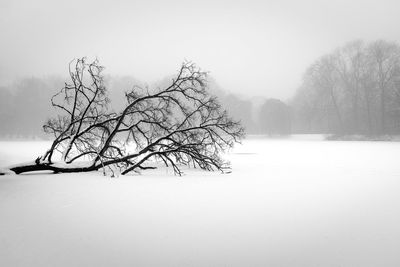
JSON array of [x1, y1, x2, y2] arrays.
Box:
[[1, 136, 400, 266]]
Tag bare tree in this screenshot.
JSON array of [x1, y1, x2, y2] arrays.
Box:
[[309, 55, 344, 133], [292, 39, 400, 136], [334, 40, 365, 133], [0, 58, 244, 176], [368, 40, 400, 133]]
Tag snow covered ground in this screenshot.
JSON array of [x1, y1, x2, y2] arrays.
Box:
[[1, 136, 400, 266]]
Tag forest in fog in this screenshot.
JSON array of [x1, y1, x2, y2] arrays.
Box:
[[1, 39, 400, 138], [292, 40, 400, 135], [0, 73, 288, 138]]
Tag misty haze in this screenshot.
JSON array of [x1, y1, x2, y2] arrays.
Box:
[[1, 0, 400, 266]]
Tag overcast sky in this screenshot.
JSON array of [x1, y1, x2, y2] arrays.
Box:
[[1, 0, 400, 99]]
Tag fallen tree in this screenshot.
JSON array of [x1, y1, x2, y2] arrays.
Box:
[[0, 58, 244, 176]]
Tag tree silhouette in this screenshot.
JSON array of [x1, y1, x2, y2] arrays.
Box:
[[0, 58, 244, 176]]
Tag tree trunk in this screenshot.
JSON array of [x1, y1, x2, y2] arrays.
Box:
[[329, 87, 344, 134], [380, 85, 386, 134], [362, 84, 373, 135], [0, 159, 98, 175]]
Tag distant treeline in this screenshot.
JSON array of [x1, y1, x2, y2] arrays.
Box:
[[0, 75, 291, 138], [212, 90, 291, 136], [291, 40, 400, 135], [3, 40, 397, 139], [0, 77, 60, 138]]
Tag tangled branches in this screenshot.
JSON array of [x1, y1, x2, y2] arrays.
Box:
[[1, 58, 244, 176]]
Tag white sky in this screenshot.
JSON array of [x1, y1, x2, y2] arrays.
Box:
[[1, 0, 400, 99]]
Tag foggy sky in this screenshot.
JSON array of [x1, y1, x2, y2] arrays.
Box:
[[1, 0, 400, 100]]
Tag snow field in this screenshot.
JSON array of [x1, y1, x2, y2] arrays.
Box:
[[1, 137, 400, 266]]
